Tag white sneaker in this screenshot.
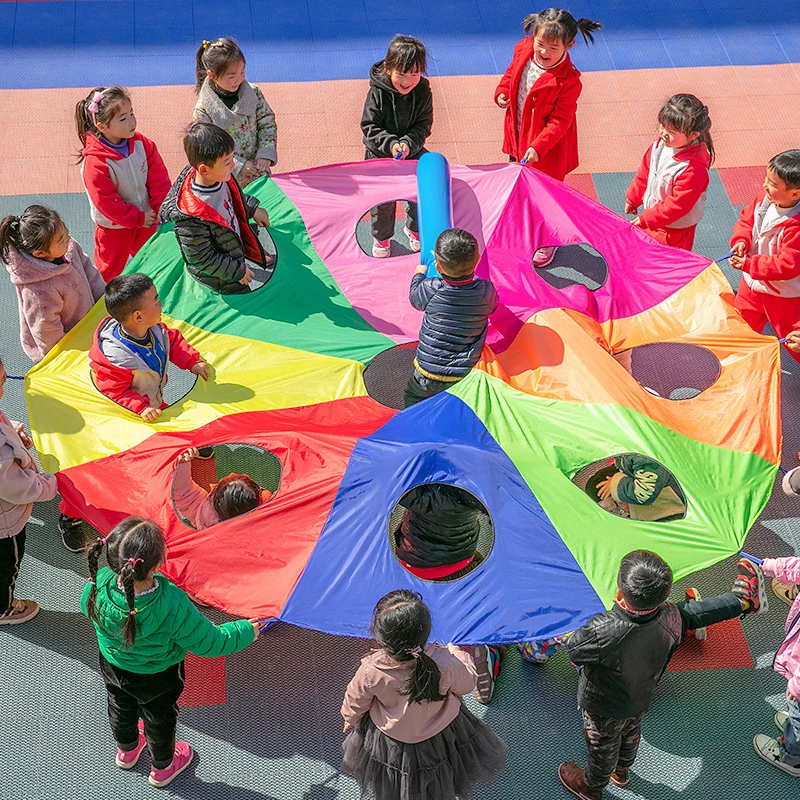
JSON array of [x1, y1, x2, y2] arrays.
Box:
[[404, 226, 421, 253], [0, 598, 40, 625], [775, 711, 790, 731], [372, 238, 391, 258], [753, 733, 800, 776]]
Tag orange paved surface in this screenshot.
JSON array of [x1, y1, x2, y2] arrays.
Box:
[[2, 63, 799, 197]]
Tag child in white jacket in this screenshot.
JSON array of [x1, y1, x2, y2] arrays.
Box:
[[0, 357, 58, 625], [752, 556, 800, 776]]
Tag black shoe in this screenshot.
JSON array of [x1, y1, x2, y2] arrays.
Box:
[[59, 514, 86, 552]]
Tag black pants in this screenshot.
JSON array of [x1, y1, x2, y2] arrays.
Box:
[[404, 370, 453, 408], [0, 526, 26, 615], [676, 591, 743, 634], [100, 654, 185, 768], [370, 200, 419, 242]]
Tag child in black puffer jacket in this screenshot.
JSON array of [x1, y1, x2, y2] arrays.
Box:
[[361, 35, 433, 258]]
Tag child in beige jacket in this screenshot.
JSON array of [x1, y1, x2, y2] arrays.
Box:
[[0, 357, 58, 625]]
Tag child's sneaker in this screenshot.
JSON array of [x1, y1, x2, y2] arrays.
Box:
[[782, 466, 800, 496], [683, 588, 707, 640], [467, 645, 506, 704], [59, 514, 86, 553], [610, 767, 631, 787], [148, 742, 194, 787], [753, 734, 800, 776], [116, 720, 146, 769], [372, 238, 391, 258], [733, 557, 768, 615], [403, 226, 421, 253], [775, 710, 790, 731], [772, 579, 799, 607], [533, 246, 557, 268], [0, 598, 39, 625]]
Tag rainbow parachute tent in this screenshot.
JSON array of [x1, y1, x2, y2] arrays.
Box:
[[27, 160, 780, 644]]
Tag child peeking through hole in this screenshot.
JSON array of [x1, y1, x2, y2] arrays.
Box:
[[172, 447, 272, 528]]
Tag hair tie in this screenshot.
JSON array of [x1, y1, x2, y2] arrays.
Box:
[[202, 40, 210, 49], [127, 557, 143, 566], [129, 608, 138, 616], [88, 90, 106, 124], [97, 536, 108, 545], [87, 579, 95, 585], [407, 646, 423, 659]]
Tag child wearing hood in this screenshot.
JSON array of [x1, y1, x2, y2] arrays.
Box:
[[361, 36, 433, 258]]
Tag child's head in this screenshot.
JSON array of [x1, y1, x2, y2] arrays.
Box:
[[657, 94, 714, 163], [523, 8, 602, 66], [210, 473, 262, 521], [371, 590, 446, 703], [0, 206, 68, 263], [383, 35, 427, 95], [86, 516, 167, 648], [433, 228, 480, 278], [184, 122, 236, 184], [765, 150, 800, 208], [617, 550, 673, 611], [75, 86, 135, 152], [195, 37, 246, 94], [105, 273, 162, 328]]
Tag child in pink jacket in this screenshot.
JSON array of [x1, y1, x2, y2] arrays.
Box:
[[1, 206, 105, 363], [0, 357, 58, 625], [753, 556, 800, 777]]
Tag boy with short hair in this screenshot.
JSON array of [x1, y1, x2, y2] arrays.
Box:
[[558, 550, 767, 799], [730, 150, 800, 360], [161, 122, 271, 295], [89, 273, 209, 422], [404, 228, 498, 407]]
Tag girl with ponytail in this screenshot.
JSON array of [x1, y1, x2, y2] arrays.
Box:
[[625, 93, 715, 251], [341, 590, 506, 800], [495, 8, 602, 180], [82, 516, 259, 788]]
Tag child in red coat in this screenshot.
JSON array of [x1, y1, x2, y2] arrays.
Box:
[[495, 8, 601, 181], [89, 273, 209, 421], [625, 94, 713, 251], [729, 150, 800, 362], [76, 86, 171, 280]]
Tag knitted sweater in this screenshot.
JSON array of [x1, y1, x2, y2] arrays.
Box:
[[193, 78, 277, 186], [3, 240, 105, 362], [81, 566, 255, 673]]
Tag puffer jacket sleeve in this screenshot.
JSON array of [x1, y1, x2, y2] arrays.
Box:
[[243, 192, 260, 220], [174, 217, 246, 284], [253, 85, 278, 165], [171, 591, 256, 657], [409, 273, 438, 311], [73, 239, 106, 302]]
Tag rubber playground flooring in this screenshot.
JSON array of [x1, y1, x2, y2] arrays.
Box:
[[2, 1, 800, 798]]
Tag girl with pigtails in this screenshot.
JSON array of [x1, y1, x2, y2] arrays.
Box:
[[75, 86, 171, 280], [81, 517, 259, 788], [341, 590, 506, 800]]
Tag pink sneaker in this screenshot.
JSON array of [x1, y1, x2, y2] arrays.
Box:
[[404, 226, 421, 253], [148, 742, 194, 787], [116, 720, 146, 769], [372, 238, 391, 258], [533, 246, 557, 268]]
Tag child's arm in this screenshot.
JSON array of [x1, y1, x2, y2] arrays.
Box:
[[398, 85, 433, 156], [0, 446, 57, 506], [23, 285, 66, 360], [734, 223, 800, 282], [171, 592, 256, 656], [92, 365, 152, 415], [340, 663, 375, 729], [164, 325, 208, 379], [761, 556, 800, 586], [361, 90, 399, 157], [172, 451, 210, 528], [83, 155, 147, 228], [494, 42, 522, 107], [409, 270, 437, 311], [253, 85, 278, 168], [625, 146, 652, 214], [174, 218, 248, 286], [528, 77, 582, 162], [563, 622, 604, 665], [142, 136, 171, 216], [73, 240, 106, 302], [446, 644, 479, 696], [730, 197, 756, 261], [609, 455, 666, 506], [637, 162, 710, 231]]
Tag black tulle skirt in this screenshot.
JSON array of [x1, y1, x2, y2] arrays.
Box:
[[342, 703, 507, 800]]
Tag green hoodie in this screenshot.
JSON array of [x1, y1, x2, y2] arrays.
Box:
[[81, 567, 255, 674]]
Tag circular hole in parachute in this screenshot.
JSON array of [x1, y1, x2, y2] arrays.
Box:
[[355, 199, 420, 259], [363, 342, 419, 410], [532, 243, 608, 291], [89, 362, 197, 411], [387, 482, 494, 582]]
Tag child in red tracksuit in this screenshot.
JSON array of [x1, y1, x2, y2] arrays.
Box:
[[89, 273, 209, 422], [729, 150, 800, 361], [625, 94, 713, 251], [495, 8, 601, 181], [76, 86, 171, 280]]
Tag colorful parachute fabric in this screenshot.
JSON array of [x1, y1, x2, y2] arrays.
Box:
[[26, 160, 780, 644]]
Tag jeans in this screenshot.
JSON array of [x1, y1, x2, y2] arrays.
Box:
[[0, 526, 25, 615], [781, 698, 800, 766], [582, 709, 644, 790], [100, 654, 185, 768], [676, 591, 743, 634]]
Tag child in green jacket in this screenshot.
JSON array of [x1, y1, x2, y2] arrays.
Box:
[[82, 516, 259, 788]]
